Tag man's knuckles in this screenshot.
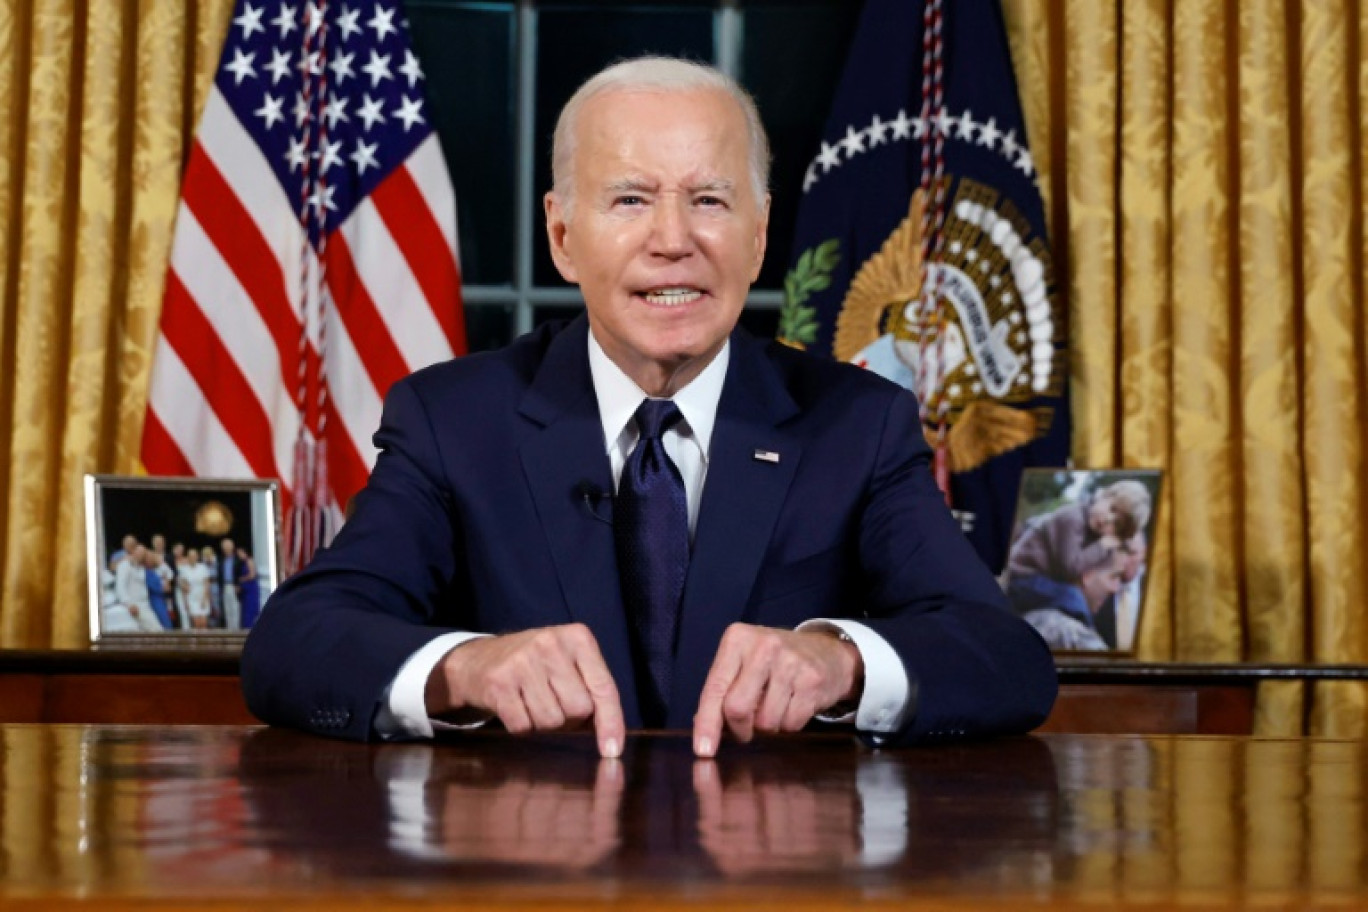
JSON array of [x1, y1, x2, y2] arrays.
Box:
[[722, 692, 758, 724]]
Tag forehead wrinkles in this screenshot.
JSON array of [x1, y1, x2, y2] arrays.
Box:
[[575, 91, 749, 171]]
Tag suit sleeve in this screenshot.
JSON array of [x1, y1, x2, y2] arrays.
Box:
[[240, 378, 470, 741], [852, 389, 1057, 743]]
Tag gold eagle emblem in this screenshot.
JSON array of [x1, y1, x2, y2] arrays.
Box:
[[833, 182, 1060, 473]]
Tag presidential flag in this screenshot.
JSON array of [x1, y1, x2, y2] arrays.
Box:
[[141, 0, 465, 572], [779, 0, 1068, 573]]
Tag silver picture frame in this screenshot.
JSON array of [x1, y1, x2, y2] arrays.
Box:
[[84, 474, 281, 650], [1004, 467, 1163, 656]]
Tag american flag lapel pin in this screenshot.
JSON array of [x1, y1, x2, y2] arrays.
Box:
[[753, 449, 781, 464]]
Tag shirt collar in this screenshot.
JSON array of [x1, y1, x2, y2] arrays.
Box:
[[587, 328, 729, 459]]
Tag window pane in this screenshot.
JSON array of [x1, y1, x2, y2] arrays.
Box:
[[409, 2, 516, 286], [532, 304, 584, 328], [740, 1, 861, 290], [737, 304, 780, 341], [464, 303, 518, 352], [532, 6, 715, 288]]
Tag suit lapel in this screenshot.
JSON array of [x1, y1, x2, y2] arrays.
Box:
[[668, 332, 802, 727], [518, 316, 643, 727]]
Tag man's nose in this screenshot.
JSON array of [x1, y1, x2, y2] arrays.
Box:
[[648, 196, 694, 257]]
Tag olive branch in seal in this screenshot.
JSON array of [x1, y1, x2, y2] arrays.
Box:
[[777, 238, 841, 349]]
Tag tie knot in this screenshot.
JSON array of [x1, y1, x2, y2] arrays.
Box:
[[634, 399, 683, 440]]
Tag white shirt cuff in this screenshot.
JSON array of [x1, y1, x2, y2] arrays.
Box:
[[798, 618, 912, 734], [374, 631, 492, 740]]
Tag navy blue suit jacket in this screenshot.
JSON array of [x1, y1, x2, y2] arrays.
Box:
[[241, 316, 1056, 742]]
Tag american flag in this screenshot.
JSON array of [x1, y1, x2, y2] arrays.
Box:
[[141, 0, 465, 572]]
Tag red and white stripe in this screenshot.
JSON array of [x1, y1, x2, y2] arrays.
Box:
[[142, 85, 465, 564]]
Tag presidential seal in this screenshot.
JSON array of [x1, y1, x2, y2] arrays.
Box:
[[835, 179, 1064, 474]]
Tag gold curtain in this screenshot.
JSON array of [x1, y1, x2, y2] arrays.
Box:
[[0, 0, 231, 649], [1003, 0, 1368, 735]]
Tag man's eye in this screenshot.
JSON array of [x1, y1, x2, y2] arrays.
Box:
[[696, 195, 725, 207], [615, 195, 644, 207]]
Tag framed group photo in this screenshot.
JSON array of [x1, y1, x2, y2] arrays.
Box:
[[1003, 468, 1163, 655], [84, 475, 281, 649]]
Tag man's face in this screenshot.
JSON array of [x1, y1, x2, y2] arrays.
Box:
[[1079, 555, 1124, 612], [545, 87, 769, 395], [151, 534, 165, 553], [221, 538, 235, 557], [1121, 537, 1148, 583]]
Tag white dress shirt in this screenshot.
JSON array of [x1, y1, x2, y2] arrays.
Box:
[[375, 329, 912, 739]]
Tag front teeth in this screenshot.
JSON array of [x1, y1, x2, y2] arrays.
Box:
[[643, 288, 702, 306]]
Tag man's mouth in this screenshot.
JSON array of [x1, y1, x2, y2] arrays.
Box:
[[639, 287, 704, 307]]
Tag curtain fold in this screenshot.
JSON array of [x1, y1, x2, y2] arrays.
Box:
[[1117, 0, 1176, 660]]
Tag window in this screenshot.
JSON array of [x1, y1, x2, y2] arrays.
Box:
[[406, 0, 860, 351]]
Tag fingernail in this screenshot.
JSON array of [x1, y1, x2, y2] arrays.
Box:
[[603, 738, 620, 758], [695, 736, 712, 757], [602, 758, 623, 783]]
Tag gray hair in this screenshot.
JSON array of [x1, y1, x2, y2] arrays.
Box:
[[550, 56, 771, 215]]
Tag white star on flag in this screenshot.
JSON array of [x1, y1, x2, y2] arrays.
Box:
[[265, 47, 292, 84], [369, 3, 398, 39], [307, 182, 337, 213], [977, 116, 1000, 149], [867, 114, 889, 146], [394, 95, 424, 130], [957, 110, 977, 140], [255, 93, 285, 129], [323, 93, 349, 128], [225, 49, 257, 85], [889, 109, 913, 139], [285, 135, 307, 170], [363, 50, 393, 86], [318, 139, 343, 172], [816, 140, 841, 172], [336, 5, 363, 40], [399, 49, 424, 87], [350, 139, 380, 173], [235, 3, 265, 38], [329, 51, 356, 84], [840, 125, 865, 158], [272, 2, 297, 37], [357, 93, 386, 130]]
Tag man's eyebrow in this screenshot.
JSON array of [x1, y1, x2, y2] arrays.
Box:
[[604, 178, 656, 193], [688, 178, 736, 193]]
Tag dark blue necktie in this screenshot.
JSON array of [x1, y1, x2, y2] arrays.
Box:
[[615, 399, 689, 728]]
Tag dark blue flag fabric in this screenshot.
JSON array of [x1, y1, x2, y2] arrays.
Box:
[[779, 0, 1070, 574]]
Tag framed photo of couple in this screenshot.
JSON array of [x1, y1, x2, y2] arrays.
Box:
[[84, 475, 282, 650], [1004, 468, 1163, 656]]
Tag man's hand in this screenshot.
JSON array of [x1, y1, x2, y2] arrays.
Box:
[[692, 623, 863, 757], [425, 623, 626, 758]]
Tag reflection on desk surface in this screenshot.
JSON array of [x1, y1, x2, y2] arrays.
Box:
[[0, 725, 1364, 908]]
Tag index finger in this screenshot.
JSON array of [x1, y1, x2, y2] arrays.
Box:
[[568, 629, 625, 758], [693, 636, 744, 758]]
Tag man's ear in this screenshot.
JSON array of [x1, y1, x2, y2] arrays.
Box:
[[544, 191, 579, 284], [750, 193, 771, 282]]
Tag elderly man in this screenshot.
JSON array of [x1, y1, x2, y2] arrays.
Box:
[[241, 57, 1056, 755]]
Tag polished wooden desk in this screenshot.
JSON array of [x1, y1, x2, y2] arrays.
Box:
[[0, 725, 1364, 909], [11, 649, 1368, 733]]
